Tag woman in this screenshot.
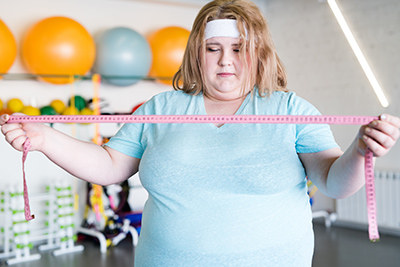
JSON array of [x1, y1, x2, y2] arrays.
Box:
[[1, 0, 399, 266]]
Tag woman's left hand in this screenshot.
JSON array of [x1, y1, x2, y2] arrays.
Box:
[[357, 114, 400, 157]]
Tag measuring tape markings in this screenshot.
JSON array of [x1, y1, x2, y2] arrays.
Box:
[[364, 149, 380, 242], [22, 138, 35, 221], [7, 114, 380, 241], [8, 114, 379, 125]]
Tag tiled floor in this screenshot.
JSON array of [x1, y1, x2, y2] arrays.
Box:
[[1, 223, 400, 267]]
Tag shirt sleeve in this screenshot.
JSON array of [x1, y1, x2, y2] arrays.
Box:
[[103, 99, 151, 159], [287, 93, 340, 153]]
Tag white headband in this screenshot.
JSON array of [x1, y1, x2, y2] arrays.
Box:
[[204, 19, 248, 40]]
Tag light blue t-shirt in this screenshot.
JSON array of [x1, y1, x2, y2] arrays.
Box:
[[105, 90, 338, 267]]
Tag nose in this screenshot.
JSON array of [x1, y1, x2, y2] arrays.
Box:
[[218, 50, 233, 66]]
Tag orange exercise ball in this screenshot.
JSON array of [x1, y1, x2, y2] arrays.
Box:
[[21, 16, 96, 84], [148, 26, 190, 86], [0, 19, 17, 74]]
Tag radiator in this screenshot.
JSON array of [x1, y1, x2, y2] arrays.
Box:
[[336, 170, 400, 233]]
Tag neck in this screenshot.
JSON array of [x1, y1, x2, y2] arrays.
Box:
[[203, 93, 248, 116]]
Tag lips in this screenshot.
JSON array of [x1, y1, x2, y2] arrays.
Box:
[[217, 72, 234, 78]]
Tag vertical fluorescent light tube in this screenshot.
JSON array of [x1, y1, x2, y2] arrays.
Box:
[[327, 0, 389, 108]]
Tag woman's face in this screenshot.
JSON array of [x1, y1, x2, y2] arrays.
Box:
[[202, 37, 251, 101]]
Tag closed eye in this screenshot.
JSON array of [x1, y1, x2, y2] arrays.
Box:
[[232, 44, 241, 53], [207, 47, 219, 52]]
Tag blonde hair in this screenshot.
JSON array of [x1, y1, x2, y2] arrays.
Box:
[[173, 0, 288, 97]]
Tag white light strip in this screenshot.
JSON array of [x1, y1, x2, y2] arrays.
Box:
[[327, 0, 389, 108]]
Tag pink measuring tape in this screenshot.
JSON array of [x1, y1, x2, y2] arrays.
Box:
[[7, 114, 380, 241]]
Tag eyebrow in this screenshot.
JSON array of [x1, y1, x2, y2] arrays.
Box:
[[205, 42, 240, 47]]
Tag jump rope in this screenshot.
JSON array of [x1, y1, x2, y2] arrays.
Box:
[[7, 114, 380, 242]]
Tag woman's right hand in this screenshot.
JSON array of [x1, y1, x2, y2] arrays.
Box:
[[2, 113, 139, 185], [0, 114, 47, 152]]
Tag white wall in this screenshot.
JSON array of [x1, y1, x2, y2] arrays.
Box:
[[264, 0, 400, 211], [1, 0, 399, 218]]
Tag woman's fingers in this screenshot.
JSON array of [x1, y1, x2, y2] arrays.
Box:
[[380, 114, 400, 128], [361, 114, 400, 157], [0, 114, 9, 125], [3, 125, 26, 151], [1, 114, 29, 151]]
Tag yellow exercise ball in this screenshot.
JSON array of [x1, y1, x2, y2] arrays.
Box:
[[80, 107, 93, 115], [0, 19, 17, 74], [63, 106, 79, 115], [50, 99, 67, 114], [7, 98, 24, 113], [21, 16, 96, 84], [22, 106, 41, 116], [148, 26, 190, 86], [80, 107, 93, 125]]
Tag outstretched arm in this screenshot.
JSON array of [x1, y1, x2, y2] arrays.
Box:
[[299, 114, 400, 199], [1, 114, 140, 186]]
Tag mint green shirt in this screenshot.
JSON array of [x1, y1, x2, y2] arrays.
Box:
[[105, 90, 338, 266]]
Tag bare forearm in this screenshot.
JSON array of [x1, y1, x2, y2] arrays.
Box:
[[306, 114, 400, 199], [326, 138, 367, 199], [40, 126, 125, 185], [1, 114, 138, 185]]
